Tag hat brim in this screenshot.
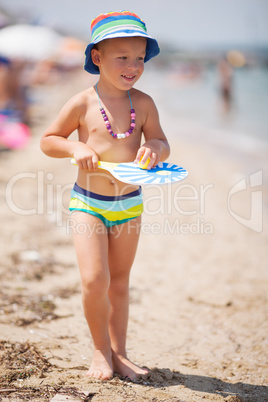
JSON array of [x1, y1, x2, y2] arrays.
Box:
[[84, 32, 159, 74]]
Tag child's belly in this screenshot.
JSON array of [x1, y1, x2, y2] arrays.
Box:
[[76, 168, 140, 196]]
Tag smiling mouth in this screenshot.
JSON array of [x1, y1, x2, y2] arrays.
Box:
[[122, 75, 135, 80]]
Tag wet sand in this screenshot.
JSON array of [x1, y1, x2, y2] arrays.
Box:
[[0, 69, 267, 401]]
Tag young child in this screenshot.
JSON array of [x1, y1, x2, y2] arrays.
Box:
[[40, 11, 170, 381]]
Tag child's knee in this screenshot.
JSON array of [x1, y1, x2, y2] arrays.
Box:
[[109, 276, 129, 297], [82, 271, 110, 295]]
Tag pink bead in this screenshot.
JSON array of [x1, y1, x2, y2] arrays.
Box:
[[98, 95, 134, 139]]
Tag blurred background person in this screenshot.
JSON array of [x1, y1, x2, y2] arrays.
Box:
[[218, 55, 233, 114], [0, 56, 29, 124]]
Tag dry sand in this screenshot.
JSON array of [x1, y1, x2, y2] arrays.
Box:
[[0, 70, 267, 401]]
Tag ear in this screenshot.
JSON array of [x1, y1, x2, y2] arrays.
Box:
[[91, 48, 101, 68]]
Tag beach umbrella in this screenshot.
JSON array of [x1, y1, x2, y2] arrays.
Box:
[[0, 24, 63, 61], [56, 36, 86, 67]]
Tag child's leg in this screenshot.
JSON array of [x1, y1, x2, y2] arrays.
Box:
[[71, 212, 113, 380], [108, 216, 149, 379]]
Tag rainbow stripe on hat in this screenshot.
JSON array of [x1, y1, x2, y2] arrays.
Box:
[[84, 10, 160, 74], [91, 11, 147, 42]]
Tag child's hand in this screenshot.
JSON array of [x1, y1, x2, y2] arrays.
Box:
[[73, 145, 99, 171], [134, 140, 162, 170]]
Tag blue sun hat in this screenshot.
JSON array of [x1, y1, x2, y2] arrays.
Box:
[[84, 11, 160, 74]]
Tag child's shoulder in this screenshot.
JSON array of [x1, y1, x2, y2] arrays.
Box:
[[131, 87, 154, 105], [65, 86, 95, 109], [131, 88, 157, 113]]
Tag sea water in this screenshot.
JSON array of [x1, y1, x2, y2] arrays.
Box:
[[137, 63, 268, 176], [140, 64, 268, 140]]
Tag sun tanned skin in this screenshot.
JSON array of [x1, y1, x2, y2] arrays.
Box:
[[41, 36, 170, 380]]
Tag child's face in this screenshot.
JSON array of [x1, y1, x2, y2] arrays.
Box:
[[92, 37, 147, 89]]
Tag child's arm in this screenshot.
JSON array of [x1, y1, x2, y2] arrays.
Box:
[[134, 95, 170, 169], [40, 94, 99, 170]]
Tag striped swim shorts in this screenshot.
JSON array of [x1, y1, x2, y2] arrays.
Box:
[[69, 183, 143, 227]]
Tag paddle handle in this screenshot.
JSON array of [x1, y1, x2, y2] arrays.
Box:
[[70, 158, 119, 171], [71, 158, 102, 167]]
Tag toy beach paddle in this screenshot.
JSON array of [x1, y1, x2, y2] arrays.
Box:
[[71, 158, 188, 185]]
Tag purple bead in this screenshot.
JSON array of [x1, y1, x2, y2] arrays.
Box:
[[98, 101, 135, 139]]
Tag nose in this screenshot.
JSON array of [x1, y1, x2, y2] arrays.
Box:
[[127, 59, 138, 71]]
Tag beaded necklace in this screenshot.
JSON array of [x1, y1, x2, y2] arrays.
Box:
[[95, 84, 136, 139]]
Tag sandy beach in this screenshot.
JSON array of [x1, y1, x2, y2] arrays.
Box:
[[0, 68, 267, 402]]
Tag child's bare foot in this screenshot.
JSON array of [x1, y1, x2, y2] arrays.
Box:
[[86, 349, 113, 380], [112, 351, 149, 380]]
